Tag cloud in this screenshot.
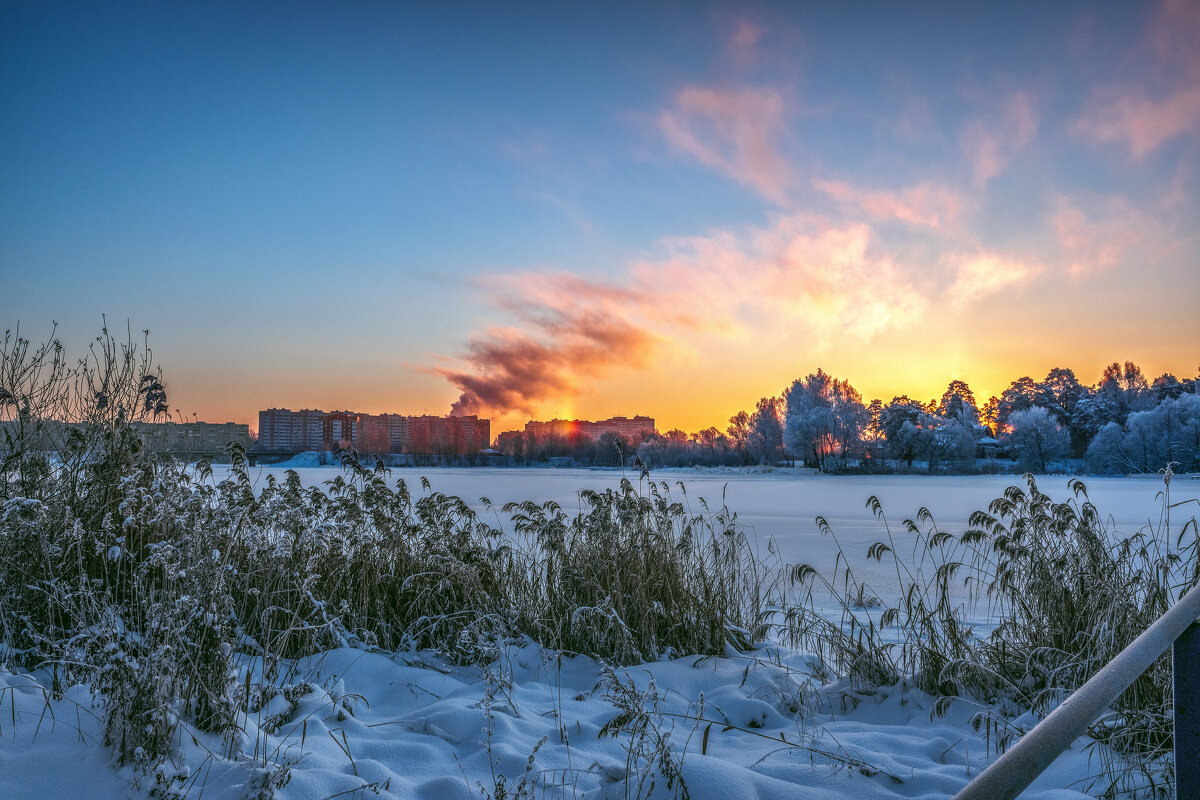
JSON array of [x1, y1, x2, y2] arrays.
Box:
[[814, 179, 963, 229], [436, 203, 1051, 419], [755, 218, 926, 339], [961, 92, 1038, 186], [438, 277, 658, 417], [945, 252, 1037, 310], [1075, 86, 1200, 160], [1162, 159, 1193, 209], [726, 19, 766, 67], [1051, 194, 1182, 276], [438, 216, 934, 419], [659, 85, 793, 204], [1073, 0, 1200, 158], [636, 220, 925, 341]]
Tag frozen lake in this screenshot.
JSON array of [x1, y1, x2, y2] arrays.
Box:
[[213, 464, 1200, 612]]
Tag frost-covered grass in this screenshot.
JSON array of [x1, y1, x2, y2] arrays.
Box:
[[2, 321, 1197, 798], [2, 428, 1195, 797], [0, 437, 773, 776], [785, 471, 1198, 798], [0, 639, 1115, 800]]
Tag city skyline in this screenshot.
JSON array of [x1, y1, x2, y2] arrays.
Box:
[[2, 2, 1197, 434], [254, 407, 658, 454]]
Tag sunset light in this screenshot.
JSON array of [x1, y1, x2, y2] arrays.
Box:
[[3, 5, 1200, 797], [1, 2, 1196, 434]]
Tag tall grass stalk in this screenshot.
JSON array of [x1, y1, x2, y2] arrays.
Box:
[[1, 325, 774, 774], [3, 322, 1196, 798], [785, 472, 1198, 797]]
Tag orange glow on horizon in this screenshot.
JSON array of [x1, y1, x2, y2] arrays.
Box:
[[172, 347, 1197, 441]]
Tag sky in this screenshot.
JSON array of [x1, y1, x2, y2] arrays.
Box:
[[1, 1, 1197, 434]]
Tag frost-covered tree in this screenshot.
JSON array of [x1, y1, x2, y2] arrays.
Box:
[[937, 380, 980, 426], [920, 416, 977, 473], [1150, 373, 1188, 403], [726, 411, 751, 452], [829, 391, 868, 467], [691, 426, 725, 458], [1087, 395, 1200, 473], [980, 395, 1001, 433], [995, 376, 1041, 432], [784, 375, 835, 470], [1037, 368, 1088, 421], [1006, 406, 1070, 473], [864, 398, 884, 442], [880, 396, 926, 466], [878, 405, 977, 473], [1096, 361, 1151, 424], [1085, 422, 1128, 473], [1036, 367, 1091, 455], [783, 370, 865, 471], [593, 431, 628, 466], [892, 420, 923, 468], [748, 396, 784, 465], [1072, 392, 1121, 441]]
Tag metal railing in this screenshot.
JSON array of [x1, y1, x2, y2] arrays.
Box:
[[953, 582, 1200, 800]]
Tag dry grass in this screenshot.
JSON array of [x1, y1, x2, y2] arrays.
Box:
[[3, 323, 1195, 797], [784, 472, 1197, 797], [1, 421, 772, 772]]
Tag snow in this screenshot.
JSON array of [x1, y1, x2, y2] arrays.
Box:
[[3, 469, 1190, 798], [267, 451, 328, 468], [214, 466, 1200, 610], [216, 466, 1196, 549], [0, 641, 1107, 800]]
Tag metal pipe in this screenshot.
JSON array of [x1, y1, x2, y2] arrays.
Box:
[[954, 582, 1200, 800]]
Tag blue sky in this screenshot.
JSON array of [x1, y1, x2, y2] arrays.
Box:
[[2, 1, 1197, 431]]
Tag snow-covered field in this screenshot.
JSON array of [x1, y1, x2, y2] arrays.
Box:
[[1, 640, 1105, 800], [3, 467, 1193, 799]]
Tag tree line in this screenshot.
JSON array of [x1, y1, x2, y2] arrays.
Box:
[[498, 361, 1200, 474]]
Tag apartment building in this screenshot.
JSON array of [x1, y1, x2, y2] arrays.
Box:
[[522, 415, 656, 442], [322, 412, 358, 449], [258, 408, 326, 451], [256, 408, 490, 456], [133, 421, 251, 454], [405, 414, 490, 456]]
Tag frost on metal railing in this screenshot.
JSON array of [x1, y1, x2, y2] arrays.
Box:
[[953, 583, 1200, 800]]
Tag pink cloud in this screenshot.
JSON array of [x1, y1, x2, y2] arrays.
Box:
[[945, 252, 1038, 310], [961, 91, 1038, 186], [659, 85, 793, 204], [1074, 0, 1200, 158], [436, 205, 1058, 417], [814, 179, 963, 229], [438, 216, 938, 418], [760, 219, 925, 338], [639, 217, 930, 342], [1052, 196, 1156, 276], [1075, 86, 1200, 159], [1162, 160, 1192, 209], [726, 19, 766, 67]]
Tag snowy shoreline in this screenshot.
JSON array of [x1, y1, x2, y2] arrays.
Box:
[[0, 639, 1105, 800], [261, 452, 1189, 481], [2, 462, 1188, 798]]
